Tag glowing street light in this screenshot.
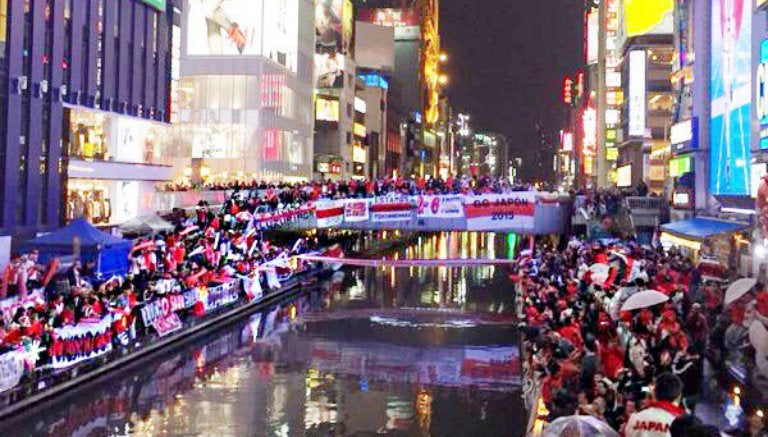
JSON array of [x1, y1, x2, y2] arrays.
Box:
[[438, 74, 449, 86], [439, 52, 448, 63]]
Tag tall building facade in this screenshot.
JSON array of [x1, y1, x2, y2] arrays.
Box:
[[0, 0, 177, 242], [172, 0, 314, 184]]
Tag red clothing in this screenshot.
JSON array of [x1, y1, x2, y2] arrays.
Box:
[[558, 324, 583, 349], [601, 343, 625, 379]]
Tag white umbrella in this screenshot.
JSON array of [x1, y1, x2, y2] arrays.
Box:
[[724, 278, 758, 306], [542, 415, 619, 437], [620, 289, 669, 312]]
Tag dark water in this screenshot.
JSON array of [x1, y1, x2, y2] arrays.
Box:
[[0, 232, 525, 437]]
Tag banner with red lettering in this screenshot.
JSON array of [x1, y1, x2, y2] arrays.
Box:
[[140, 293, 188, 337], [344, 199, 370, 223], [315, 200, 345, 228], [49, 315, 114, 369], [464, 193, 537, 231], [413, 195, 465, 219]]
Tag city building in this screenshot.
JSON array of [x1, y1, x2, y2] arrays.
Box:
[[313, 0, 358, 180], [0, 0, 178, 244], [172, 0, 314, 185]]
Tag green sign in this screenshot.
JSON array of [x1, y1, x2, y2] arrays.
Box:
[[139, 0, 166, 11], [669, 155, 692, 178]]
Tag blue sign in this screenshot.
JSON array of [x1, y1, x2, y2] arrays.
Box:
[[358, 74, 390, 90], [710, 0, 752, 195]]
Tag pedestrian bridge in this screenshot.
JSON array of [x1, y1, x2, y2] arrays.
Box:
[[284, 192, 572, 235]]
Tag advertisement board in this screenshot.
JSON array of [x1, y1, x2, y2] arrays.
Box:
[[628, 50, 647, 137], [464, 193, 537, 232], [315, 53, 345, 88], [710, 0, 752, 195], [586, 8, 599, 64], [315, 200, 345, 228], [315, 97, 340, 122], [344, 199, 370, 222], [624, 0, 674, 36], [414, 195, 465, 219], [617, 165, 632, 187], [670, 118, 697, 151], [583, 107, 597, 153], [186, 0, 263, 56], [316, 0, 344, 54]]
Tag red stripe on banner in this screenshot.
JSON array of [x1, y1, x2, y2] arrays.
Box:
[[464, 201, 535, 219], [316, 207, 345, 218], [370, 202, 412, 213]]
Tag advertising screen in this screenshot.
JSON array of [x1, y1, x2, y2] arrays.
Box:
[[586, 8, 599, 64], [314, 53, 345, 88], [186, 0, 263, 56], [357, 8, 419, 27], [315, 97, 340, 122], [628, 50, 647, 137], [710, 0, 752, 195], [624, 0, 674, 36], [758, 40, 768, 148], [316, 0, 345, 54]]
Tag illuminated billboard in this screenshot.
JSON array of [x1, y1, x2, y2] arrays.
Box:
[[710, 0, 752, 195], [314, 53, 345, 88], [624, 0, 674, 36], [586, 8, 599, 64], [628, 50, 646, 137], [617, 165, 632, 187], [316, 0, 352, 55], [758, 39, 768, 148], [186, 0, 263, 56], [315, 97, 340, 122]]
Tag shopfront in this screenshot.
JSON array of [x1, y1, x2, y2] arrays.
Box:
[[660, 217, 748, 267]]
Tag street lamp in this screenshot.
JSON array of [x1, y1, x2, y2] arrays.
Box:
[[439, 52, 448, 63], [438, 74, 449, 86]]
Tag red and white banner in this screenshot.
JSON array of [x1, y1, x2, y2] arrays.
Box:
[[49, 315, 114, 369], [344, 199, 370, 222], [464, 193, 537, 231], [413, 195, 465, 218], [314, 200, 345, 228], [370, 200, 412, 222]]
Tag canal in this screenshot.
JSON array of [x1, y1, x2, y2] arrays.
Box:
[[0, 232, 525, 437]]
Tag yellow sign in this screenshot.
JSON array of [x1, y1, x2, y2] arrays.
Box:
[[315, 97, 340, 122], [353, 122, 367, 137], [606, 147, 619, 161], [624, 0, 674, 37]]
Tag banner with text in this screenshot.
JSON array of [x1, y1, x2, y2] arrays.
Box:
[[50, 315, 114, 369], [413, 195, 465, 219], [464, 193, 537, 231], [0, 351, 25, 393], [370, 198, 412, 222], [343, 199, 370, 222]]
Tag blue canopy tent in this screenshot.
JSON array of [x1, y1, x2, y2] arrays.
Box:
[[26, 218, 132, 277]]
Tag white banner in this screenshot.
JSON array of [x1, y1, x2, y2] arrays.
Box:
[[464, 193, 537, 231], [314, 200, 345, 228], [343, 199, 370, 223], [0, 351, 24, 393], [413, 195, 465, 218]]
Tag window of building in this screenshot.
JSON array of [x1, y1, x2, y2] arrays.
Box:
[[346, 131, 352, 144]]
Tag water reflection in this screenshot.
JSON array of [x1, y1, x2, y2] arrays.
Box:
[[0, 232, 524, 437]]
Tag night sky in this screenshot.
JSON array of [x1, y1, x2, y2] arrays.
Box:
[[441, 0, 584, 182]]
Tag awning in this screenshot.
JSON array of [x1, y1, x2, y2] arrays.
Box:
[[660, 218, 748, 242]]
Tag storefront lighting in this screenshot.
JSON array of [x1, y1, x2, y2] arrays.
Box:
[[200, 166, 211, 178], [660, 232, 702, 251], [183, 167, 192, 177]]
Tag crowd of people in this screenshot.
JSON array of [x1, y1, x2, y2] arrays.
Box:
[[0, 191, 327, 369], [160, 175, 545, 198], [516, 238, 767, 437]]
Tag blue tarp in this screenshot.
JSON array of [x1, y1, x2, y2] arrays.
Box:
[[661, 218, 747, 241], [26, 218, 132, 277]]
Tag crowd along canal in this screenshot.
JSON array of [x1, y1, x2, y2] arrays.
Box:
[[0, 232, 525, 437]]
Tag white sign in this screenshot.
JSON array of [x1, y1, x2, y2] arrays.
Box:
[[617, 164, 632, 187], [414, 195, 465, 218], [463, 193, 537, 232], [670, 119, 693, 145], [343, 199, 370, 222], [0, 352, 24, 393], [629, 50, 647, 137], [354, 96, 367, 114]]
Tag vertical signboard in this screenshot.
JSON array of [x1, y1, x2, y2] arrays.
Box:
[[757, 39, 768, 149], [710, 0, 752, 195], [628, 50, 647, 137]]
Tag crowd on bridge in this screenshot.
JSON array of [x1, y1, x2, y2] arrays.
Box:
[[516, 237, 768, 437]]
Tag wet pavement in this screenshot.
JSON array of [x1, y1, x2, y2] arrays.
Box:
[[0, 232, 524, 437]]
